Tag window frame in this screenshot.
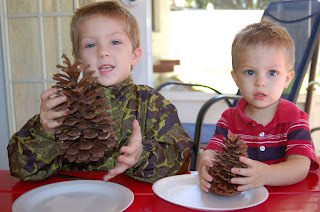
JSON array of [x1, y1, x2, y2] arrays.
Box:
[[0, 0, 78, 136]]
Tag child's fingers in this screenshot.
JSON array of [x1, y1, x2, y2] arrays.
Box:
[[103, 163, 128, 181], [231, 175, 253, 185], [231, 166, 253, 177], [198, 163, 213, 192], [200, 181, 210, 192], [41, 117, 64, 135], [132, 120, 142, 136], [239, 156, 255, 167], [40, 110, 67, 126], [199, 171, 212, 192], [120, 143, 137, 155], [131, 120, 142, 141], [40, 88, 67, 135], [104, 120, 143, 182], [203, 159, 214, 168], [230, 157, 255, 177], [120, 120, 142, 155], [236, 184, 251, 192], [52, 110, 69, 121], [40, 87, 58, 102], [45, 119, 63, 129], [199, 165, 213, 181], [42, 95, 67, 112], [117, 154, 135, 167], [196, 150, 215, 172], [40, 109, 68, 134]]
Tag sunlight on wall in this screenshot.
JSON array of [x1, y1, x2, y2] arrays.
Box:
[[168, 10, 264, 94]]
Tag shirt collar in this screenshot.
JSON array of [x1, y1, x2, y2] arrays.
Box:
[[235, 98, 301, 131], [110, 75, 134, 97]]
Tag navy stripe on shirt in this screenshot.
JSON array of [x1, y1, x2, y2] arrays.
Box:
[[214, 125, 228, 138], [287, 128, 313, 144], [247, 146, 286, 162]]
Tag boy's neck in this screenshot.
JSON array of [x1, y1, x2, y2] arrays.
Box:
[[244, 100, 280, 127]]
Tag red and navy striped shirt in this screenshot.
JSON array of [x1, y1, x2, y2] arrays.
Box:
[[205, 98, 319, 171]]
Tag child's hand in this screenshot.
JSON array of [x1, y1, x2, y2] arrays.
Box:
[[231, 156, 271, 191], [103, 120, 143, 181], [196, 149, 217, 192], [40, 87, 67, 134]]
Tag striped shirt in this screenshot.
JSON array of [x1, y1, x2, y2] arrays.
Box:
[[205, 98, 319, 171]]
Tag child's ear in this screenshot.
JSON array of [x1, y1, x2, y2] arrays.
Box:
[[231, 71, 239, 87], [131, 47, 143, 66], [284, 70, 295, 88]]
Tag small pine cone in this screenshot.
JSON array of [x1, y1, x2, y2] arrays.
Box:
[[208, 134, 248, 196], [52, 54, 117, 163]]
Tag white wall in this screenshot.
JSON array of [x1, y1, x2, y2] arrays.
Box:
[[160, 91, 228, 124], [124, 0, 153, 86]]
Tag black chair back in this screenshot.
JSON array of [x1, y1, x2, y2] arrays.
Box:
[[263, 0, 320, 103]]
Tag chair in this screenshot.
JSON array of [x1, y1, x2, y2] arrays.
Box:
[[156, 82, 236, 171], [191, 0, 320, 171], [156, 82, 234, 107], [156, 82, 241, 171], [156, 82, 233, 141]]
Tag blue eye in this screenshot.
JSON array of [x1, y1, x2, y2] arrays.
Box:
[[86, 43, 95, 48], [246, 70, 255, 76], [268, 70, 277, 76], [111, 40, 120, 45]]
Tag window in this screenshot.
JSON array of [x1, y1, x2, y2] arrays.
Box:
[[0, 0, 96, 135]]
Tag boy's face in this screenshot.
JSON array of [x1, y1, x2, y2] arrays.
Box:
[[231, 45, 294, 111], [78, 15, 142, 87]]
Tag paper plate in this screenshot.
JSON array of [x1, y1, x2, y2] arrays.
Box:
[[153, 174, 268, 211], [12, 180, 134, 212]]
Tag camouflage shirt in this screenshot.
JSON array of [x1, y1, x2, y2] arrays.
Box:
[[7, 75, 193, 183]]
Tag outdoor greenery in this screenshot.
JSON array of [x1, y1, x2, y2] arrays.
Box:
[[171, 0, 289, 10]]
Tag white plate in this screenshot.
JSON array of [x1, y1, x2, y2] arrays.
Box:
[[153, 174, 268, 211], [12, 180, 134, 212]]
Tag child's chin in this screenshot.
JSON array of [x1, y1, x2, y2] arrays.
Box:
[[98, 79, 116, 87]]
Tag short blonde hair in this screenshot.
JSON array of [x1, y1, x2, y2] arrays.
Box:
[[232, 18, 295, 71], [70, 1, 140, 59]]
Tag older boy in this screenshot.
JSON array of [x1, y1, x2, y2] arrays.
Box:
[[8, 1, 193, 183], [197, 18, 319, 192]]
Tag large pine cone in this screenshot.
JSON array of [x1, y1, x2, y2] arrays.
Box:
[[208, 134, 248, 196], [52, 54, 117, 163]]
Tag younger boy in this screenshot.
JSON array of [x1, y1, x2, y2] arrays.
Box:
[[197, 18, 319, 192], [7, 1, 193, 183]]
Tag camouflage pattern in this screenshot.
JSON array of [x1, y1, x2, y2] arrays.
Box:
[[7, 75, 193, 183]]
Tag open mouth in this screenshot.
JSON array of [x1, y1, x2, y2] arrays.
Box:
[[99, 65, 114, 72], [254, 92, 266, 98]]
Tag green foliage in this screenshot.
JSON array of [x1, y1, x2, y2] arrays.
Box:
[[172, 0, 288, 10]]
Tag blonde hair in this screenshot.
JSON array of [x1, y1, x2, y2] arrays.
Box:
[[70, 1, 140, 59], [232, 18, 295, 71]]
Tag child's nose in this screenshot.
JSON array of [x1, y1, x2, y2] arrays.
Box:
[[98, 46, 111, 58], [255, 75, 267, 87]]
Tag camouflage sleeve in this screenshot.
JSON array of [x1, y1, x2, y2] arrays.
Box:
[[126, 91, 193, 183], [7, 115, 62, 181]]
